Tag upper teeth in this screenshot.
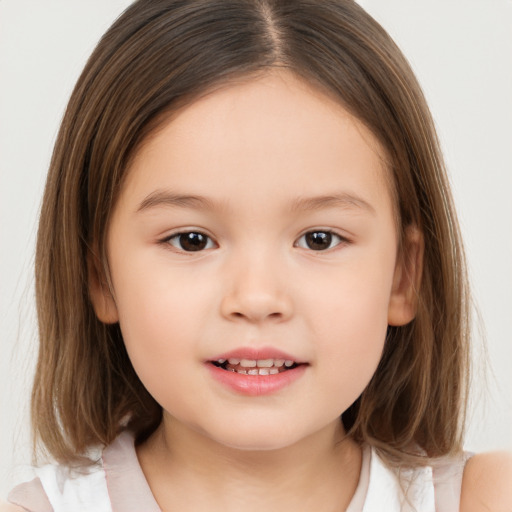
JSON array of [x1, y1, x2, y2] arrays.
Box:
[[224, 358, 293, 368]]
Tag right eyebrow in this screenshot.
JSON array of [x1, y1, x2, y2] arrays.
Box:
[[136, 190, 216, 213], [290, 192, 376, 215]]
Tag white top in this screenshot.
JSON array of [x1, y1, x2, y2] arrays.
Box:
[[8, 431, 472, 511]]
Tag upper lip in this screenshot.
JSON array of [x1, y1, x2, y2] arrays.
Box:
[[208, 346, 307, 364]]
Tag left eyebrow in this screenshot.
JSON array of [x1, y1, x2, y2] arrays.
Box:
[[290, 193, 376, 215], [136, 190, 217, 213]]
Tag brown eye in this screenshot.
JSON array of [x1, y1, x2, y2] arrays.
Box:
[[296, 231, 343, 251], [168, 232, 214, 252]]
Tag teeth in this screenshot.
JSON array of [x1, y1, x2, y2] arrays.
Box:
[[240, 367, 288, 376], [240, 359, 257, 367], [236, 358, 295, 368], [218, 357, 299, 374], [256, 359, 273, 368]]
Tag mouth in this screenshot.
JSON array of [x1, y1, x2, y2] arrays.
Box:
[[210, 358, 302, 375], [207, 349, 308, 395]]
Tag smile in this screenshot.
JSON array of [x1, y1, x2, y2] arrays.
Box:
[[211, 358, 299, 375], [207, 349, 307, 396]]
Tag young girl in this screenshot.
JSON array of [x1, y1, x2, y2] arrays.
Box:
[[4, 0, 511, 510]]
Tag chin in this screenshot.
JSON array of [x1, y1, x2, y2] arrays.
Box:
[[203, 422, 314, 452]]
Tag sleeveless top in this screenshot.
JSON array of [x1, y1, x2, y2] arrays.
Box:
[[8, 431, 472, 512]]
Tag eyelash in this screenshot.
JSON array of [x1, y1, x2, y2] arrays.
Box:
[[162, 230, 349, 253], [164, 231, 216, 252], [295, 230, 347, 251]]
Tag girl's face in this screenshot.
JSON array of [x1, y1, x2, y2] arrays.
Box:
[[93, 70, 417, 451]]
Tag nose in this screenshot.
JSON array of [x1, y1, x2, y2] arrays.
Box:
[[219, 252, 293, 324]]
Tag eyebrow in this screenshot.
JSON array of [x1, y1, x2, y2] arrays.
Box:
[[136, 189, 375, 215], [290, 193, 376, 215], [136, 190, 216, 213]]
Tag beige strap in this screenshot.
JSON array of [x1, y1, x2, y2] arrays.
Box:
[[7, 477, 53, 512], [433, 452, 473, 512]]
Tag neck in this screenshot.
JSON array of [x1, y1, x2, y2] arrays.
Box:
[[137, 416, 362, 512]]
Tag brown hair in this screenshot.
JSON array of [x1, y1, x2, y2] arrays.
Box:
[[33, 0, 470, 466]]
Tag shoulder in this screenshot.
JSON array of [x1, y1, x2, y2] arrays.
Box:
[[6, 477, 53, 512], [460, 450, 512, 512]]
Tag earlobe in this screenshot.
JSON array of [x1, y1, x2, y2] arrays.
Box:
[[387, 225, 424, 327], [87, 252, 119, 324]]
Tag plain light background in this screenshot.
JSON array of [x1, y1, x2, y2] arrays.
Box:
[[1, 0, 511, 498]]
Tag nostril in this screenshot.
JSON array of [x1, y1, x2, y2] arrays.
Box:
[[221, 292, 293, 323], [231, 311, 283, 320]]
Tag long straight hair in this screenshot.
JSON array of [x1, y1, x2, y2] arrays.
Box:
[[33, 0, 470, 466]]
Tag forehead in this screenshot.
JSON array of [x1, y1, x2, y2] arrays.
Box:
[[121, 70, 392, 215]]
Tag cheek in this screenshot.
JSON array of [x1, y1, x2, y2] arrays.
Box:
[[112, 247, 210, 330], [109, 256, 206, 381], [305, 253, 395, 395], [308, 249, 395, 334], [114, 277, 206, 418]]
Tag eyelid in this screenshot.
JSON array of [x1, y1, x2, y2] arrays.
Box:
[[158, 228, 350, 253], [294, 229, 350, 251], [160, 229, 217, 252]]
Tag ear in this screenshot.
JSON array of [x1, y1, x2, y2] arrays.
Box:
[[387, 225, 424, 326], [87, 250, 119, 324]]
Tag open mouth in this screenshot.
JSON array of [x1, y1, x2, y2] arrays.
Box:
[[210, 358, 301, 375]]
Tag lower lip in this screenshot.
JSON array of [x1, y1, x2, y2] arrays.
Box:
[[206, 364, 307, 396]]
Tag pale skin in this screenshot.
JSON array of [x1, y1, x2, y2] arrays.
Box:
[[3, 70, 511, 511], [96, 70, 411, 511]]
